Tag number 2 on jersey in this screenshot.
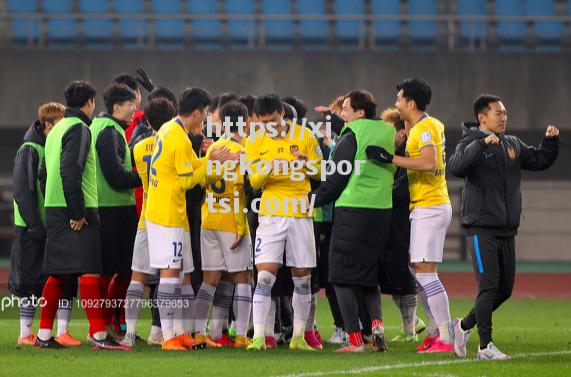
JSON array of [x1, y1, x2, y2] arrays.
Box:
[[150, 138, 163, 177]]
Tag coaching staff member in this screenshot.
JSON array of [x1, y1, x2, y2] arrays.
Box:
[[448, 94, 559, 360]]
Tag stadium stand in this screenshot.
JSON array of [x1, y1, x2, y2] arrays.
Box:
[[333, 0, 365, 46], [152, 0, 185, 46], [226, 0, 257, 46], [407, 0, 438, 46], [7, 0, 40, 43], [296, 0, 329, 46], [116, 0, 148, 46], [44, 0, 76, 45], [371, 0, 401, 48], [188, 0, 222, 47], [79, 0, 113, 47], [458, 0, 487, 48], [1, 0, 571, 50]]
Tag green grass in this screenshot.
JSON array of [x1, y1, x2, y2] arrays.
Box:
[[1, 298, 570, 377]]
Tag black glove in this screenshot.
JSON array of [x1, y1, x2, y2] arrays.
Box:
[[366, 145, 393, 164], [135, 67, 154, 93]]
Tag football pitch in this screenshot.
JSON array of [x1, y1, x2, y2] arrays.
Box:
[[1, 298, 570, 377]]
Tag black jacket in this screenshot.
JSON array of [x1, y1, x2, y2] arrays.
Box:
[[39, 108, 98, 221], [13, 121, 46, 234], [94, 114, 141, 191], [448, 122, 560, 236], [310, 129, 356, 208]]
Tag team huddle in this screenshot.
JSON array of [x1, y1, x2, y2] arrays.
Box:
[[9, 72, 559, 360]]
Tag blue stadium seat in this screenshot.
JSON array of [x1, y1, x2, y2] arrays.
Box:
[[44, 0, 77, 43], [7, 0, 40, 42], [79, 0, 113, 44], [262, 0, 294, 42], [526, 0, 563, 48], [188, 0, 222, 43], [151, 0, 185, 43], [296, 0, 328, 42], [407, 0, 437, 43], [495, 0, 526, 45], [225, 0, 257, 43], [116, 0, 148, 43], [333, 0, 365, 42], [458, 0, 487, 41], [371, 0, 400, 44]]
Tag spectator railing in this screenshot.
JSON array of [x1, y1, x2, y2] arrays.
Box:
[[1, 12, 570, 50]]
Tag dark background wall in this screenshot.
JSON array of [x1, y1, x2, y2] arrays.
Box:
[[2, 50, 571, 130], [0, 49, 568, 178]]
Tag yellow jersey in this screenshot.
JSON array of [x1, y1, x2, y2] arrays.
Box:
[[145, 118, 207, 229], [405, 115, 450, 209], [201, 135, 249, 235], [133, 134, 155, 230], [245, 123, 322, 218]]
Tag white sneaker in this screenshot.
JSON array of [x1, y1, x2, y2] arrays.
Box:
[[327, 327, 347, 344], [120, 333, 136, 348], [147, 332, 163, 346], [477, 342, 510, 360], [451, 319, 471, 358]]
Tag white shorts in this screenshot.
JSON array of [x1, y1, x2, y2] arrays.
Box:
[[409, 204, 452, 263], [146, 220, 194, 273], [200, 230, 253, 272], [254, 216, 316, 268], [131, 229, 157, 275]]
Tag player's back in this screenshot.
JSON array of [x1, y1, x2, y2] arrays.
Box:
[[201, 135, 246, 232], [133, 134, 156, 229], [145, 119, 195, 228]]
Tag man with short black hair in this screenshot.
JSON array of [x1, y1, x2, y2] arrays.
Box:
[[448, 94, 559, 360], [283, 96, 308, 120], [193, 101, 253, 348], [36, 81, 129, 350], [90, 83, 142, 341], [311, 89, 395, 353], [379, 108, 425, 343], [121, 98, 177, 348], [145, 87, 236, 351], [246, 94, 322, 351], [367, 78, 454, 353], [10, 102, 82, 347]]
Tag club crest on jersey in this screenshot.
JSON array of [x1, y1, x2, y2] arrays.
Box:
[[507, 147, 516, 160], [290, 145, 299, 154]]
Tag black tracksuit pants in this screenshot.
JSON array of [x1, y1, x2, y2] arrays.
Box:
[[461, 234, 516, 349]]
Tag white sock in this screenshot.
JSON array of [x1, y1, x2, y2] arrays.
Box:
[[173, 284, 183, 336], [252, 271, 276, 339], [93, 331, 106, 341], [157, 277, 179, 342], [181, 283, 195, 334], [265, 297, 276, 338], [38, 328, 52, 341], [416, 282, 438, 337], [305, 293, 317, 332], [56, 298, 72, 337], [194, 283, 216, 335], [416, 273, 451, 343], [19, 298, 36, 338], [233, 283, 252, 337], [210, 281, 234, 340], [150, 325, 162, 339], [125, 281, 145, 336], [292, 275, 312, 338]]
